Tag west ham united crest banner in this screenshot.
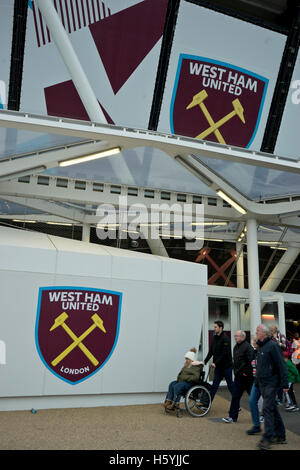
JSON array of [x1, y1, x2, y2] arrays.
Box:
[[35, 287, 122, 385], [170, 54, 268, 148]]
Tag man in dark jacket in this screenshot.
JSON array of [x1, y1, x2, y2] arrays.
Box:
[[255, 324, 289, 450], [204, 320, 233, 402], [222, 330, 254, 423]]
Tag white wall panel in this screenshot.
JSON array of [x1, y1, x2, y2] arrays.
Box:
[[0, 271, 54, 397], [0, 226, 206, 409], [154, 283, 205, 391], [102, 279, 161, 393]]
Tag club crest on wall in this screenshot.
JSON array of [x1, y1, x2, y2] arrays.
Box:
[[170, 54, 268, 148], [35, 286, 122, 385]]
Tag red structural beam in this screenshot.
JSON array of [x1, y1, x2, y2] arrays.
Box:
[[195, 247, 236, 287]]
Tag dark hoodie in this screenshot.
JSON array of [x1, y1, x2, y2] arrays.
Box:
[[256, 336, 288, 389]]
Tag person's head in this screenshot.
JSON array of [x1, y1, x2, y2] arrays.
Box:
[[234, 330, 246, 344], [294, 332, 299, 340], [283, 351, 289, 362], [252, 336, 258, 349], [214, 320, 224, 336], [256, 324, 270, 342], [184, 348, 196, 366], [270, 325, 278, 336]]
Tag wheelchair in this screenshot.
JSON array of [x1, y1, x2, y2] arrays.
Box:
[[164, 368, 212, 418]]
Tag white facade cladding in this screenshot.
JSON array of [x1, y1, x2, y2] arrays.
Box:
[[0, 226, 206, 411]]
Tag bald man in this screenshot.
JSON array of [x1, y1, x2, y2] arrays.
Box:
[[222, 330, 254, 423]]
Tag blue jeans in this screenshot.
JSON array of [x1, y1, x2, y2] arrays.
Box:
[[249, 382, 261, 428], [166, 381, 191, 403], [210, 366, 233, 402]]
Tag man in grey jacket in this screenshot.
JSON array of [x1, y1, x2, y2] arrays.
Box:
[[255, 324, 289, 450]]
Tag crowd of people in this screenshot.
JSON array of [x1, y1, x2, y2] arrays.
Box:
[[164, 321, 300, 450]]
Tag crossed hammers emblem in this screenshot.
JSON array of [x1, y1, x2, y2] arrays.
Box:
[[186, 89, 245, 144], [49, 312, 106, 367]]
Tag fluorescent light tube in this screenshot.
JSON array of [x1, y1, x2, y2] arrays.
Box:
[[46, 222, 72, 226], [58, 147, 121, 167], [13, 219, 36, 223], [258, 241, 281, 245], [191, 221, 228, 226], [216, 190, 247, 215]]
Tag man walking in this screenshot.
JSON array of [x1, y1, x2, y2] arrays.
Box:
[[222, 330, 254, 423], [255, 324, 289, 450], [204, 320, 233, 402]]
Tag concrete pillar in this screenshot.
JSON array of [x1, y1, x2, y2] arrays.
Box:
[[246, 218, 261, 339]]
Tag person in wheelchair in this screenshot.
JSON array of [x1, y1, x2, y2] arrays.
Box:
[[163, 348, 203, 411]]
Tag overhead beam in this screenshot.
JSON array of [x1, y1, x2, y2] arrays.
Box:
[[0, 195, 85, 223], [0, 140, 108, 182], [182, 155, 300, 218], [1, 110, 300, 175]]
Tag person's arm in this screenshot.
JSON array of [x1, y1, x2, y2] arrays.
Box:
[[271, 344, 288, 391], [235, 344, 254, 376], [204, 339, 214, 365]]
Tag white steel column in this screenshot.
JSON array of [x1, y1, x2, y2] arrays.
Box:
[[261, 246, 300, 292], [35, 0, 107, 124], [236, 242, 245, 289], [139, 227, 169, 257], [246, 218, 261, 338], [236, 242, 246, 322], [82, 224, 90, 243]]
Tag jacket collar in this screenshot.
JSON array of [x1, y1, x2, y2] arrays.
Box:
[[257, 336, 271, 347]]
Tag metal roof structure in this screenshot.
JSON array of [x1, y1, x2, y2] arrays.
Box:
[[1, 0, 300, 299]]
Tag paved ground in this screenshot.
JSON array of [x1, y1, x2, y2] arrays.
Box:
[[219, 383, 300, 437], [0, 386, 299, 450]]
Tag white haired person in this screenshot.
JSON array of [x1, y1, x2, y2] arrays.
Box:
[[164, 348, 203, 411], [255, 324, 288, 450]]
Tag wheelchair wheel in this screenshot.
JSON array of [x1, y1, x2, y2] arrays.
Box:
[[185, 384, 211, 417]]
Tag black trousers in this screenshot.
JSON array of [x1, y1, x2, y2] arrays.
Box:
[[259, 383, 286, 441], [229, 374, 253, 421]]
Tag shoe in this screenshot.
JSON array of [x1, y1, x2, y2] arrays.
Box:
[[166, 402, 175, 410], [290, 407, 299, 412], [247, 426, 261, 435], [163, 400, 173, 408], [270, 436, 287, 445], [222, 417, 236, 423], [285, 405, 296, 411], [257, 439, 271, 450], [276, 400, 283, 406]]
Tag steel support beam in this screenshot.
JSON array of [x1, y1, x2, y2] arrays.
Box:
[[35, 0, 107, 124], [1, 111, 300, 176], [261, 246, 300, 292], [247, 218, 261, 339]]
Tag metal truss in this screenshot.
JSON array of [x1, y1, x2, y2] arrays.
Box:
[[0, 110, 300, 175], [0, 173, 299, 247]]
